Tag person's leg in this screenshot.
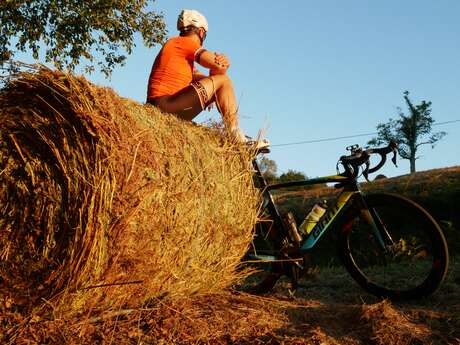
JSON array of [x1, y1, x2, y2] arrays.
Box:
[[195, 74, 239, 131], [150, 74, 242, 137], [150, 85, 203, 120]]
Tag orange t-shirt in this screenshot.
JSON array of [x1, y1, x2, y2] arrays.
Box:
[[147, 36, 203, 101]]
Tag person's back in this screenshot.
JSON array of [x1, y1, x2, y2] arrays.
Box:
[[147, 36, 201, 101]]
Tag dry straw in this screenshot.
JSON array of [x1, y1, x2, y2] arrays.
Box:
[[0, 65, 259, 315], [362, 300, 431, 345]]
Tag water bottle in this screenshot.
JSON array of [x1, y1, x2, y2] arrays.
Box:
[[299, 201, 327, 235], [283, 211, 302, 243]]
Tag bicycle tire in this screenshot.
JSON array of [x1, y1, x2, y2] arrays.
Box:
[[339, 193, 449, 300]]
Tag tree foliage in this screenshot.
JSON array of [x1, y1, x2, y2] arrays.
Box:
[[0, 0, 167, 76], [258, 158, 313, 186], [368, 91, 446, 173], [278, 170, 307, 183], [258, 157, 278, 184]]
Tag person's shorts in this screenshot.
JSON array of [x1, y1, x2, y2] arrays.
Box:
[[147, 81, 213, 119], [190, 81, 210, 109]]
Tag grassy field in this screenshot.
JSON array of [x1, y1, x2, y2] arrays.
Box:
[[2, 166, 460, 344]]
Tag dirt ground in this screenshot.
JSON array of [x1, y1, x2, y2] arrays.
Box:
[[2, 256, 459, 345]]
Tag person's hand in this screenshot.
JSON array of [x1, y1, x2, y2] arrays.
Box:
[[209, 53, 230, 76], [214, 53, 230, 69]]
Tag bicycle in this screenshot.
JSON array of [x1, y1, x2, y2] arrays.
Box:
[[240, 142, 449, 300]]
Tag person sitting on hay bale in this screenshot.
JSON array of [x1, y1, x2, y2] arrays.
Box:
[[146, 9, 268, 148]]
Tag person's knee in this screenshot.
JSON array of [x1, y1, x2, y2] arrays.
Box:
[[211, 74, 229, 84], [215, 74, 233, 89]]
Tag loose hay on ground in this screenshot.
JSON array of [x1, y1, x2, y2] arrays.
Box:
[[2, 292, 290, 344], [361, 300, 431, 345], [0, 66, 259, 315]]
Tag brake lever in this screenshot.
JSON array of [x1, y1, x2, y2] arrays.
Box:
[[391, 149, 398, 167], [363, 159, 370, 181], [390, 141, 398, 167]]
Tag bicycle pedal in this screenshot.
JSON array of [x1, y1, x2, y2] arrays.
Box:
[[287, 288, 297, 298], [293, 260, 304, 270]]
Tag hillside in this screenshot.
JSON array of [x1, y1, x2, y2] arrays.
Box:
[[275, 166, 460, 258]]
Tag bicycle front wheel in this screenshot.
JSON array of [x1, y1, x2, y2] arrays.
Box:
[[340, 193, 449, 300]]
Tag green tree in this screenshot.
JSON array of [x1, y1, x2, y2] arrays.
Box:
[[278, 170, 327, 190], [0, 1, 166, 76], [258, 157, 278, 184], [368, 91, 446, 174], [278, 170, 307, 183]]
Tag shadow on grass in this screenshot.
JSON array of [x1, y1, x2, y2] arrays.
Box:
[[263, 255, 460, 344]]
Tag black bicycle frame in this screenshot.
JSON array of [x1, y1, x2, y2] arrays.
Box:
[[252, 159, 390, 255]]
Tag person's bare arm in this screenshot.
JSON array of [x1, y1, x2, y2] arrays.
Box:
[[196, 50, 230, 75]]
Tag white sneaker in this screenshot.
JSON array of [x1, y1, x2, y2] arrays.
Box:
[[231, 128, 270, 150], [244, 136, 270, 150], [231, 127, 247, 142]]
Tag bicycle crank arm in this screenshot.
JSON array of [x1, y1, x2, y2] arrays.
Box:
[[243, 253, 304, 266]]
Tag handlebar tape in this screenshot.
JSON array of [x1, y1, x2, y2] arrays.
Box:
[[340, 142, 398, 178]]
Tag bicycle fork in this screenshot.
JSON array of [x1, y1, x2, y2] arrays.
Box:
[[358, 196, 395, 254]]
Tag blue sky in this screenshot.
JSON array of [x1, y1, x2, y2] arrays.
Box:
[[23, 1, 460, 178]]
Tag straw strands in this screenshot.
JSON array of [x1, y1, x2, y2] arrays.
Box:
[[0, 66, 259, 315]]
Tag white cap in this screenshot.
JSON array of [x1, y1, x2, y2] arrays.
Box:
[[177, 9, 208, 32]]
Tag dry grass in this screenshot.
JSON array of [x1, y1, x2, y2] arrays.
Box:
[[1, 292, 290, 344], [0, 65, 259, 316], [276, 165, 460, 202], [2, 258, 459, 344], [361, 300, 431, 345]]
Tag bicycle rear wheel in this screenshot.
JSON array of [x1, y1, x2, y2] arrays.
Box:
[[340, 193, 448, 300], [237, 218, 284, 294]]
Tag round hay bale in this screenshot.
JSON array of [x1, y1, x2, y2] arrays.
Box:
[[0, 66, 258, 314]]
